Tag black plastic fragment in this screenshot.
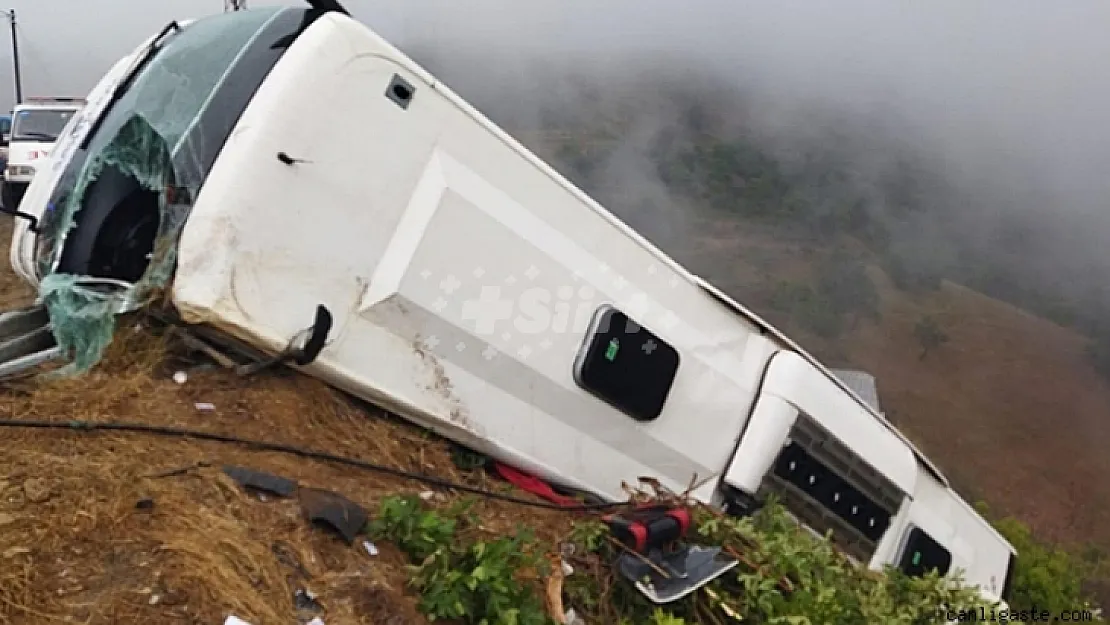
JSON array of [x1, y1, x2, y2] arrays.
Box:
[[293, 305, 333, 365], [294, 587, 323, 613], [298, 487, 368, 544], [222, 465, 298, 497], [306, 0, 350, 16]]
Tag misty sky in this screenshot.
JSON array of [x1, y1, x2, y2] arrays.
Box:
[[0, 0, 1108, 220]]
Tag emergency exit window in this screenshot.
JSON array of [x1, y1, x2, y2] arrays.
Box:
[[573, 305, 680, 422], [898, 527, 951, 577]]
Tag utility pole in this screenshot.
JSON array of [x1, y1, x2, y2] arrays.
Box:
[[3, 9, 20, 105], [224, 0, 247, 11]]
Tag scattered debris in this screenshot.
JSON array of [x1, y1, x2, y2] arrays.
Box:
[[172, 370, 187, 384], [362, 540, 379, 556], [224, 617, 252, 625], [294, 586, 323, 614], [547, 561, 567, 623], [222, 465, 298, 498], [0, 314, 467, 623], [298, 487, 368, 545], [194, 402, 216, 411], [144, 460, 212, 479], [168, 326, 243, 370], [560, 542, 576, 559], [602, 505, 738, 604], [135, 497, 155, 510], [494, 461, 580, 507], [417, 489, 446, 503], [306, 618, 325, 625]]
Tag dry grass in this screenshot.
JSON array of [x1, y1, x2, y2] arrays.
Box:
[[0, 220, 577, 625]]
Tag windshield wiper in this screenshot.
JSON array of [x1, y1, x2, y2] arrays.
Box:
[[14, 131, 56, 142], [79, 20, 182, 151]]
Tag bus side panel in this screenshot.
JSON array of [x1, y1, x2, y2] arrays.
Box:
[[172, 13, 780, 502]]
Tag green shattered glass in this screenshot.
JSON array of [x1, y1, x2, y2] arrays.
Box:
[[38, 113, 181, 377], [34, 8, 282, 376]]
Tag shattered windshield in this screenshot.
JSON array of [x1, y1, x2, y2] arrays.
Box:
[[36, 7, 286, 278], [32, 5, 307, 376], [36, 6, 286, 276], [11, 108, 77, 142]]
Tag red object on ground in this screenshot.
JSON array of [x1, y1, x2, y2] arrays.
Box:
[[493, 461, 579, 507]]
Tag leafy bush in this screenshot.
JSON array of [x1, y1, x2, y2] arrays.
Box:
[[563, 499, 994, 624], [371, 493, 1103, 624], [369, 494, 553, 624], [987, 512, 1098, 616], [913, 315, 949, 360], [693, 501, 991, 624]]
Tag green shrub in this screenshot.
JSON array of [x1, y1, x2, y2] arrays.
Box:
[[562, 499, 993, 624], [913, 315, 949, 360], [371, 493, 1103, 624], [989, 513, 1097, 616], [369, 494, 553, 624]]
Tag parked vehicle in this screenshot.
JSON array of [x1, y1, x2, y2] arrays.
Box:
[[0, 2, 1016, 608], [0, 115, 12, 184], [1, 98, 84, 210]]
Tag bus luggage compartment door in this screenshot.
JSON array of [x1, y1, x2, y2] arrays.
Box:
[[721, 394, 799, 496]]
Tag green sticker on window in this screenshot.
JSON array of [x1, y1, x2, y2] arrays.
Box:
[[912, 551, 921, 566], [605, 338, 620, 361]]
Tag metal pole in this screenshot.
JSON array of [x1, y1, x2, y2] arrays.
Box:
[[5, 9, 20, 105]]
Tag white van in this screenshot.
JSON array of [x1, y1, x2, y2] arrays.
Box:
[[2, 3, 1016, 607], [1, 98, 84, 210]]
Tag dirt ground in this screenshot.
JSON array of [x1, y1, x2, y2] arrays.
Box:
[[0, 219, 577, 624]]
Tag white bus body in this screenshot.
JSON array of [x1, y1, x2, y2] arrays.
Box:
[[3, 4, 1016, 605]]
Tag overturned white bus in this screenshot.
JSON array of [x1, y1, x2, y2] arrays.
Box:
[[0, 1, 1015, 607]]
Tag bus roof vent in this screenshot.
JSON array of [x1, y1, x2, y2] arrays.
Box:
[[830, 369, 882, 414]]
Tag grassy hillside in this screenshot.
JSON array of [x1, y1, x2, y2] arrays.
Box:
[[501, 108, 1110, 557]]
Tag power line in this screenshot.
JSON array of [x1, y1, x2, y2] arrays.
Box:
[[2, 9, 21, 105], [0, 417, 629, 512]]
